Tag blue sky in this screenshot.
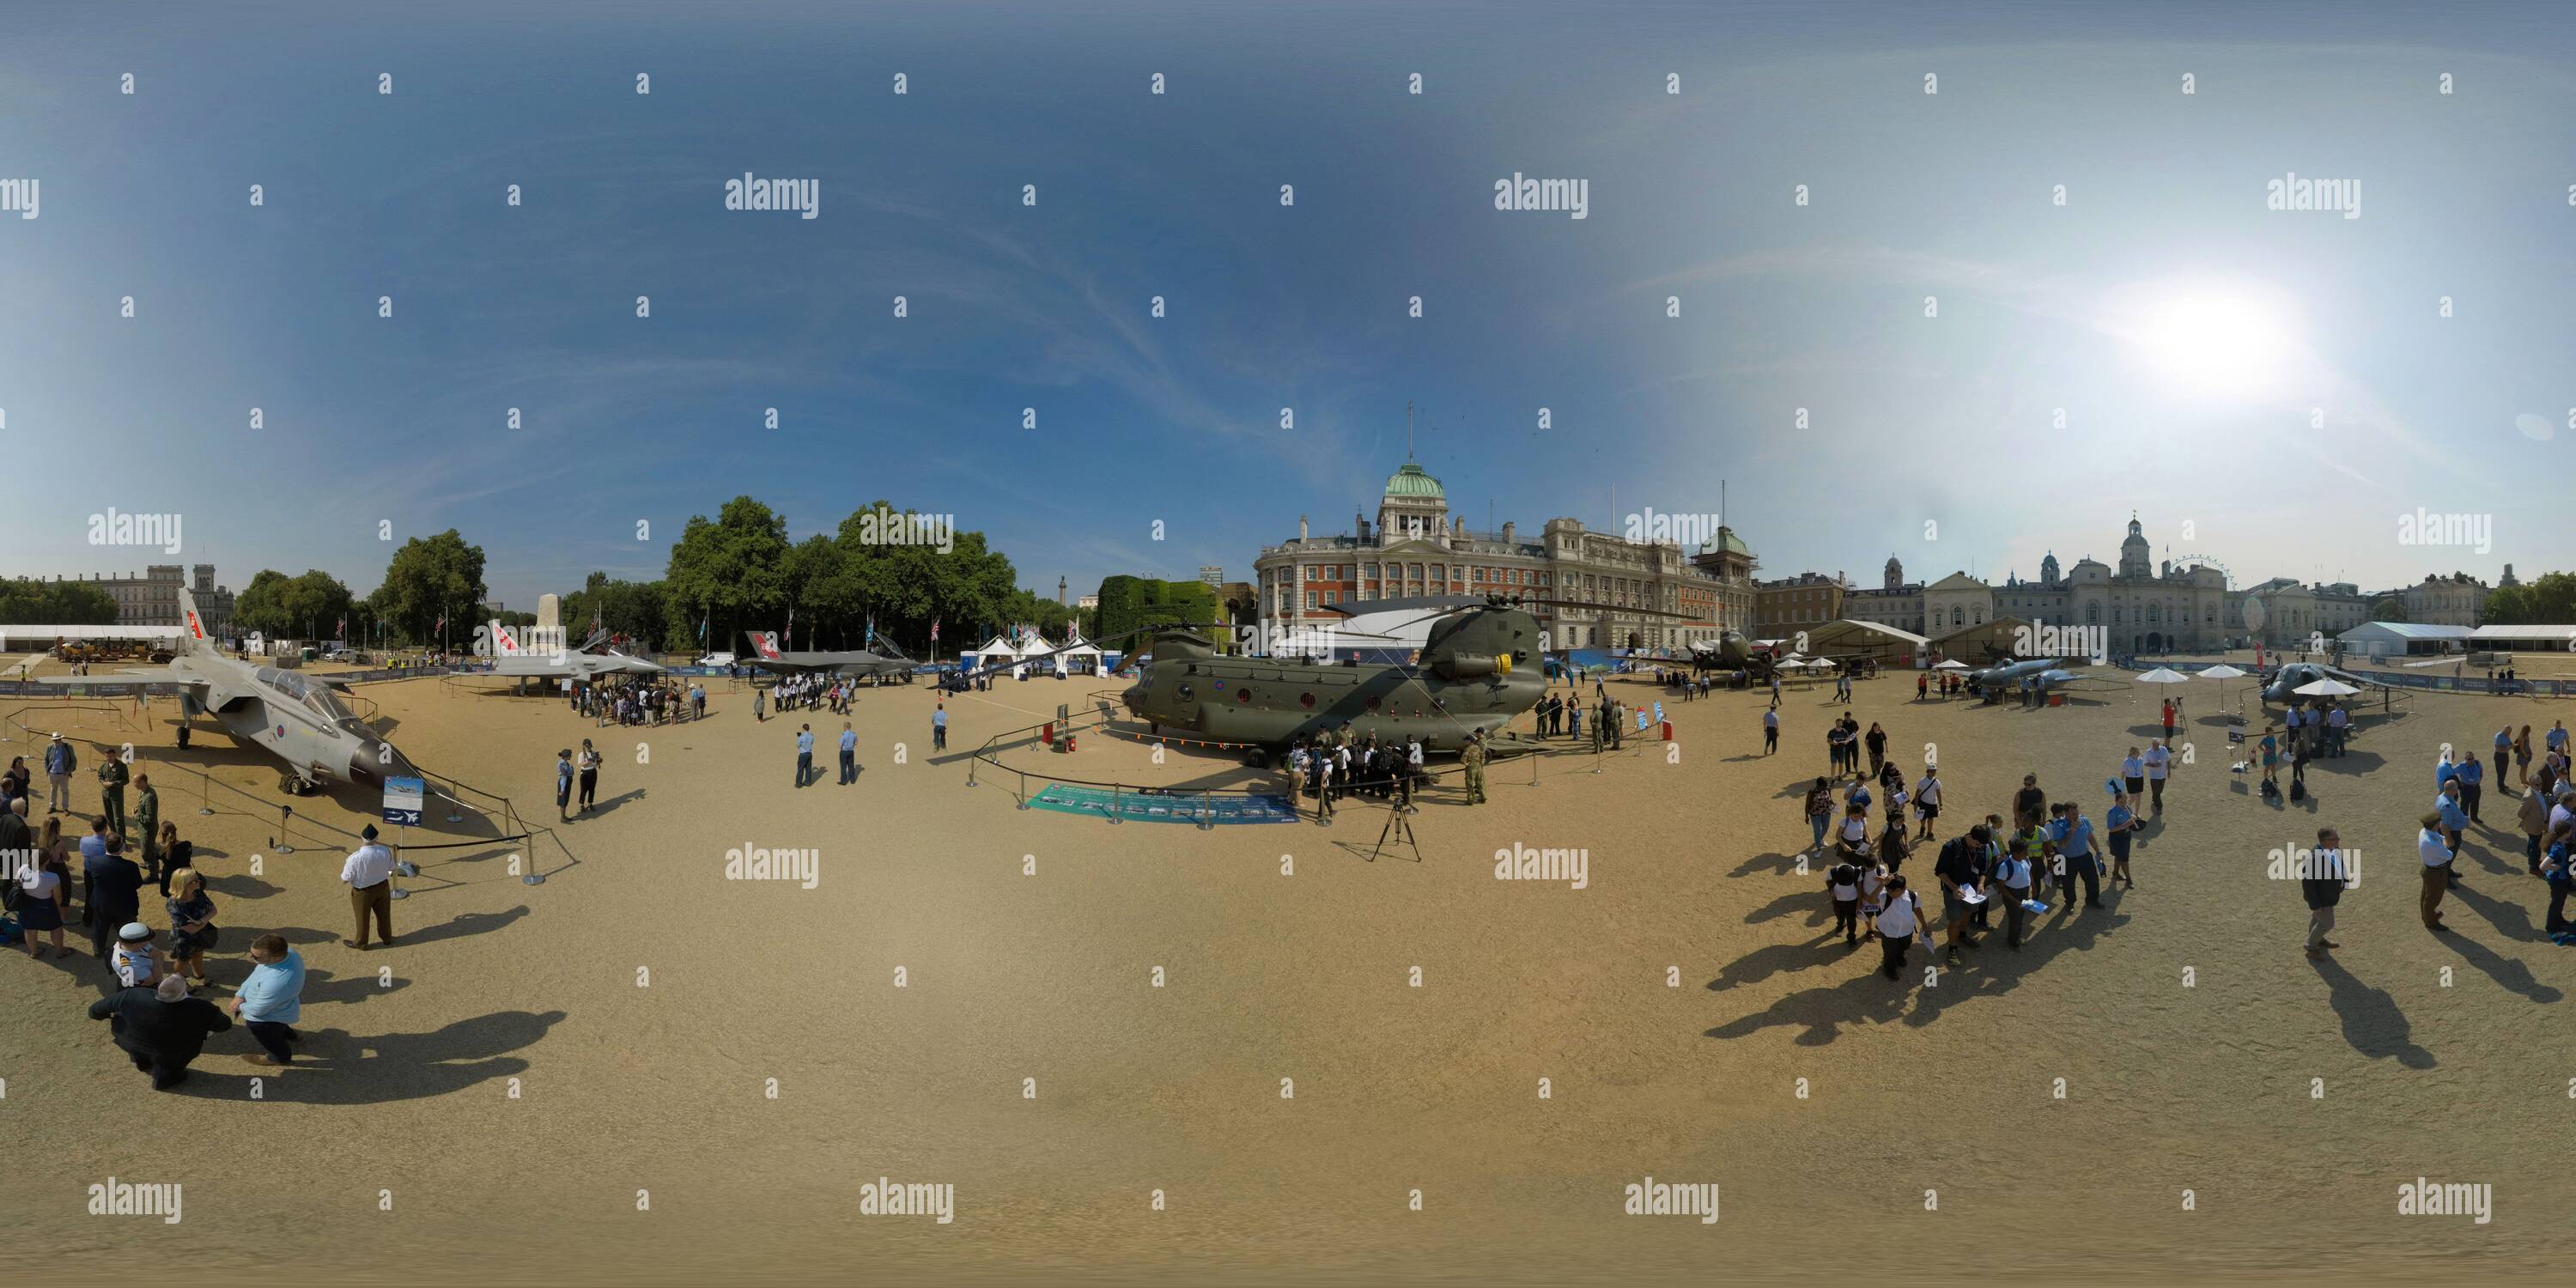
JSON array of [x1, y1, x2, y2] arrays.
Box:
[[3, 0, 2567, 608]]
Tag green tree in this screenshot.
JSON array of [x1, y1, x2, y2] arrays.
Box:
[[0, 578, 119, 626], [1095, 575, 1217, 647], [664, 497, 791, 652], [2369, 597, 2408, 623], [375, 530, 489, 645]]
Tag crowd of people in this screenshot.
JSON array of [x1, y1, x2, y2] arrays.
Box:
[[1789, 689, 2576, 981], [1534, 680, 1632, 752], [4, 756, 315, 1091], [571, 676, 704, 726], [1284, 726, 1432, 820], [752, 672, 874, 721]]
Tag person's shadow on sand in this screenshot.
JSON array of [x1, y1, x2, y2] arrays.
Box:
[[2432, 917, 2561, 1003], [1900, 900, 2133, 1028], [2308, 956, 2436, 1068], [167, 1008, 567, 1103], [1729, 851, 1807, 878], [1705, 970, 1909, 1046], [388, 904, 532, 948]]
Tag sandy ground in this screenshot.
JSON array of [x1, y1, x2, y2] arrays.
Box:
[[3, 663, 2573, 1284]]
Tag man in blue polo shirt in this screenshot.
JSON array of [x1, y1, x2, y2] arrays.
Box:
[[2435, 781, 2470, 887], [794, 724, 815, 788], [2457, 745, 2485, 823], [2048, 801, 2103, 909], [837, 721, 860, 785]]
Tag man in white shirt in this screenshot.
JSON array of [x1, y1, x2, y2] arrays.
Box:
[[1874, 874, 1923, 980], [2417, 811, 2452, 933], [340, 823, 398, 950], [1913, 769, 1942, 841], [2142, 739, 2172, 812]]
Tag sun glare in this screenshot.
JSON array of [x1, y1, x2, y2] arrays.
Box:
[[2121, 283, 2298, 403]]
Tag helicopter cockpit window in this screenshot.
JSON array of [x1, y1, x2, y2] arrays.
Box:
[[1176, 683, 1193, 701]]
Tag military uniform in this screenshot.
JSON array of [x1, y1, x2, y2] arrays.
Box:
[[1462, 736, 1488, 804], [99, 756, 130, 837], [133, 783, 161, 890]]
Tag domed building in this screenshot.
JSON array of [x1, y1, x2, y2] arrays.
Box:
[[1252, 455, 1747, 653]]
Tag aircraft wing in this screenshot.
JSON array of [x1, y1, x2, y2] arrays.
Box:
[[744, 650, 885, 674], [27, 669, 197, 688]]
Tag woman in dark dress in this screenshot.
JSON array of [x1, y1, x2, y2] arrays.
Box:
[[16, 847, 70, 957], [164, 868, 218, 984]]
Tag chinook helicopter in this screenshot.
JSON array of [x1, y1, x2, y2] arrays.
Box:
[[1117, 605, 1536, 763], [1116, 597, 1700, 764], [971, 597, 1696, 765]]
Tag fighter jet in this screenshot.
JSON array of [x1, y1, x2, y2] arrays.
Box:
[[1965, 656, 2103, 700], [741, 630, 916, 681], [482, 621, 665, 680], [27, 585, 422, 792], [2262, 661, 2394, 711]]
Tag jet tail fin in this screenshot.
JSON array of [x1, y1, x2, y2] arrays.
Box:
[[174, 584, 211, 656]]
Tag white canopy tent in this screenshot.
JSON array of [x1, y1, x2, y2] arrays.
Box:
[[1047, 627, 1105, 676], [969, 634, 1025, 678]]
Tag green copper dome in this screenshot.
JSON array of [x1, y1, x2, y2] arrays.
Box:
[[1383, 461, 1445, 500], [1699, 526, 1752, 557]]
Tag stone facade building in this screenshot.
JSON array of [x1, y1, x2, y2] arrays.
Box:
[[1252, 458, 1746, 653]]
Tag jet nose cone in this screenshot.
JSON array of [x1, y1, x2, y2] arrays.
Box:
[[374, 740, 419, 782], [1119, 685, 1146, 717]]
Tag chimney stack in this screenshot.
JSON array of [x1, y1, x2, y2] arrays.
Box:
[[1298, 514, 1309, 541]]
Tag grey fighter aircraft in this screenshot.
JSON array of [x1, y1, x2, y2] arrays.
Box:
[[2261, 660, 2397, 712], [29, 586, 422, 792], [1965, 656, 2105, 699], [741, 630, 916, 682], [481, 621, 665, 679]]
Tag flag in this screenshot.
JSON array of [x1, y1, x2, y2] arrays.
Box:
[[434, 613, 445, 635], [336, 616, 345, 637], [931, 617, 940, 642]]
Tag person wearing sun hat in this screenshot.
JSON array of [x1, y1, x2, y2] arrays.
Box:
[[43, 731, 76, 814]]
